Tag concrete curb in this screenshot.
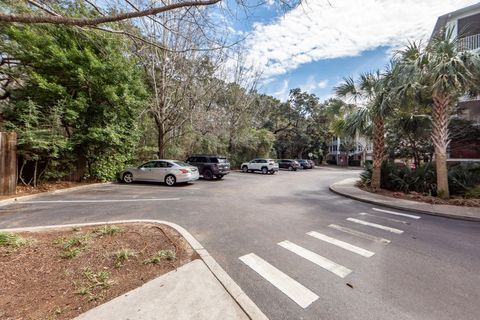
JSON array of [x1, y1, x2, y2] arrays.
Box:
[[0, 182, 113, 207], [330, 178, 480, 222], [0, 220, 268, 320]]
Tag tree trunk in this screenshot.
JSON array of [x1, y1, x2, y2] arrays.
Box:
[[154, 114, 166, 159], [33, 160, 38, 188], [68, 153, 87, 182], [431, 96, 450, 198], [371, 116, 385, 190], [157, 127, 166, 159]]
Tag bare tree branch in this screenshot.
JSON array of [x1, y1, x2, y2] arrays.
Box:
[[0, 0, 222, 26]]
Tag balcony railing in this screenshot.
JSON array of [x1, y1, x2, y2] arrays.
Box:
[[457, 34, 480, 51]]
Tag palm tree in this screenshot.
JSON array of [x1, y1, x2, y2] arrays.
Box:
[[334, 70, 395, 189], [395, 33, 480, 198]]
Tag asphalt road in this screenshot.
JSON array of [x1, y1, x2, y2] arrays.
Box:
[[1, 168, 479, 320]]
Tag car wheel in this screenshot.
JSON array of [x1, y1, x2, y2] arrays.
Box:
[[288, 166, 293, 171], [203, 170, 214, 180], [165, 175, 176, 186], [261, 167, 268, 174], [242, 166, 248, 173], [216, 175, 224, 180], [122, 172, 133, 183]]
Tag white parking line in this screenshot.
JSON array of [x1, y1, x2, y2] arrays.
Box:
[[328, 224, 390, 244], [372, 208, 421, 219], [239, 253, 318, 308], [20, 198, 180, 204], [278, 240, 352, 278], [307, 231, 375, 257], [359, 212, 410, 225], [347, 218, 404, 234]]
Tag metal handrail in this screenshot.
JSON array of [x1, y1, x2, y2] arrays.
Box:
[[458, 33, 480, 51]]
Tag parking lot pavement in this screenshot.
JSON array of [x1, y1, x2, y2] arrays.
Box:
[[1, 169, 480, 320]]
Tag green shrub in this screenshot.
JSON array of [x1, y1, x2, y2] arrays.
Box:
[[359, 162, 373, 186], [448, 163, 480, 195], [359, 161, 480, 197], [465, 186, 480, 198]]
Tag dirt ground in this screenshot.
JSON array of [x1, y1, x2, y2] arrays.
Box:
[[0, 181, 99, 201], [0, 223, 197, 320], [360, 185, 480, 207]]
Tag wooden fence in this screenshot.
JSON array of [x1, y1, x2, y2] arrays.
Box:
[[0, 132, 17, 196]]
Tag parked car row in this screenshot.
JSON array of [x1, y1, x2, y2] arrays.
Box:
[[277, 159, 314, 171], [121, 154, 230, 186], [121, 154, 314, 186]]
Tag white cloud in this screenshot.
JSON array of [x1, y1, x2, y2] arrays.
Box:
[[272, 79, 290, 100], [244, 0, 478, 79], [318, 80, 328, 89], [300, 75, 318, 92], [297, 77, 329, 93]]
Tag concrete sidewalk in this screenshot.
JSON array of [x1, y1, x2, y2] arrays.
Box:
[[330, 178, 480, 222], [76, 259, 249, 320]]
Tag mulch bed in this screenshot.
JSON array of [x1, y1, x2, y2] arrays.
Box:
[[0, 223, 198, 320], [0, 181, 99, 201], [359, 185, 480, 207]]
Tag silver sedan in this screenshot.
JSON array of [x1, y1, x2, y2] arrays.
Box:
[[121, 160, 199, 186]]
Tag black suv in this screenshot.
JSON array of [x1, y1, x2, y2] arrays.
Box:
[[277, 159, 301, 171], [186, 155, 231, 180]]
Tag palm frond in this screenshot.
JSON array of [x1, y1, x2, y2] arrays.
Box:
[[334, 77, 359, 101]]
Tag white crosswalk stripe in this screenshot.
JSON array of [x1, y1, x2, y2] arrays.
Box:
[[239, 253, 319, 308], [278, 240, 352, 278], [372, 208, 421, 219], [307, 231, 375, 257], [359, 212, 410, 225], [347, 218, 404, 234], [328, 224, 391, 244]]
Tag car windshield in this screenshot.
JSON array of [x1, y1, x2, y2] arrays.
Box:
[[173, 161, 190, 167]]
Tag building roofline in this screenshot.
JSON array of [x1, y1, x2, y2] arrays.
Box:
[[431, 2, 480, 39]]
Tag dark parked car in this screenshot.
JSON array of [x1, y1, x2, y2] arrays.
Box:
[[297, 159, 313, 169], [277, 159, 301, 171], [186, 155, 231, 180]]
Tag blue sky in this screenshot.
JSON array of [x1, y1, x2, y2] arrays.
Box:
[[221, 0, 479, 101]]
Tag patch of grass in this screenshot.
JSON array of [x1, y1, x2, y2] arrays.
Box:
[[75, 268, 113, 302], [56, 234, 90, 249], [60, 247, 82, 259], [76, 285, 97, 302], [52, 305, 68, 316], [83, 269, 113, 289], [0, 232, 31, 248], [113, 248, 136, 267], [93, 225, 123, 236], [76, 285, 90, 296], [143, 250, 176, 265], [55, 234, 90, 259], [114, 248, 136, 260]]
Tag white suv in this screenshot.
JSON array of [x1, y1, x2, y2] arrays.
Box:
[[241, 159, 279, 174]]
